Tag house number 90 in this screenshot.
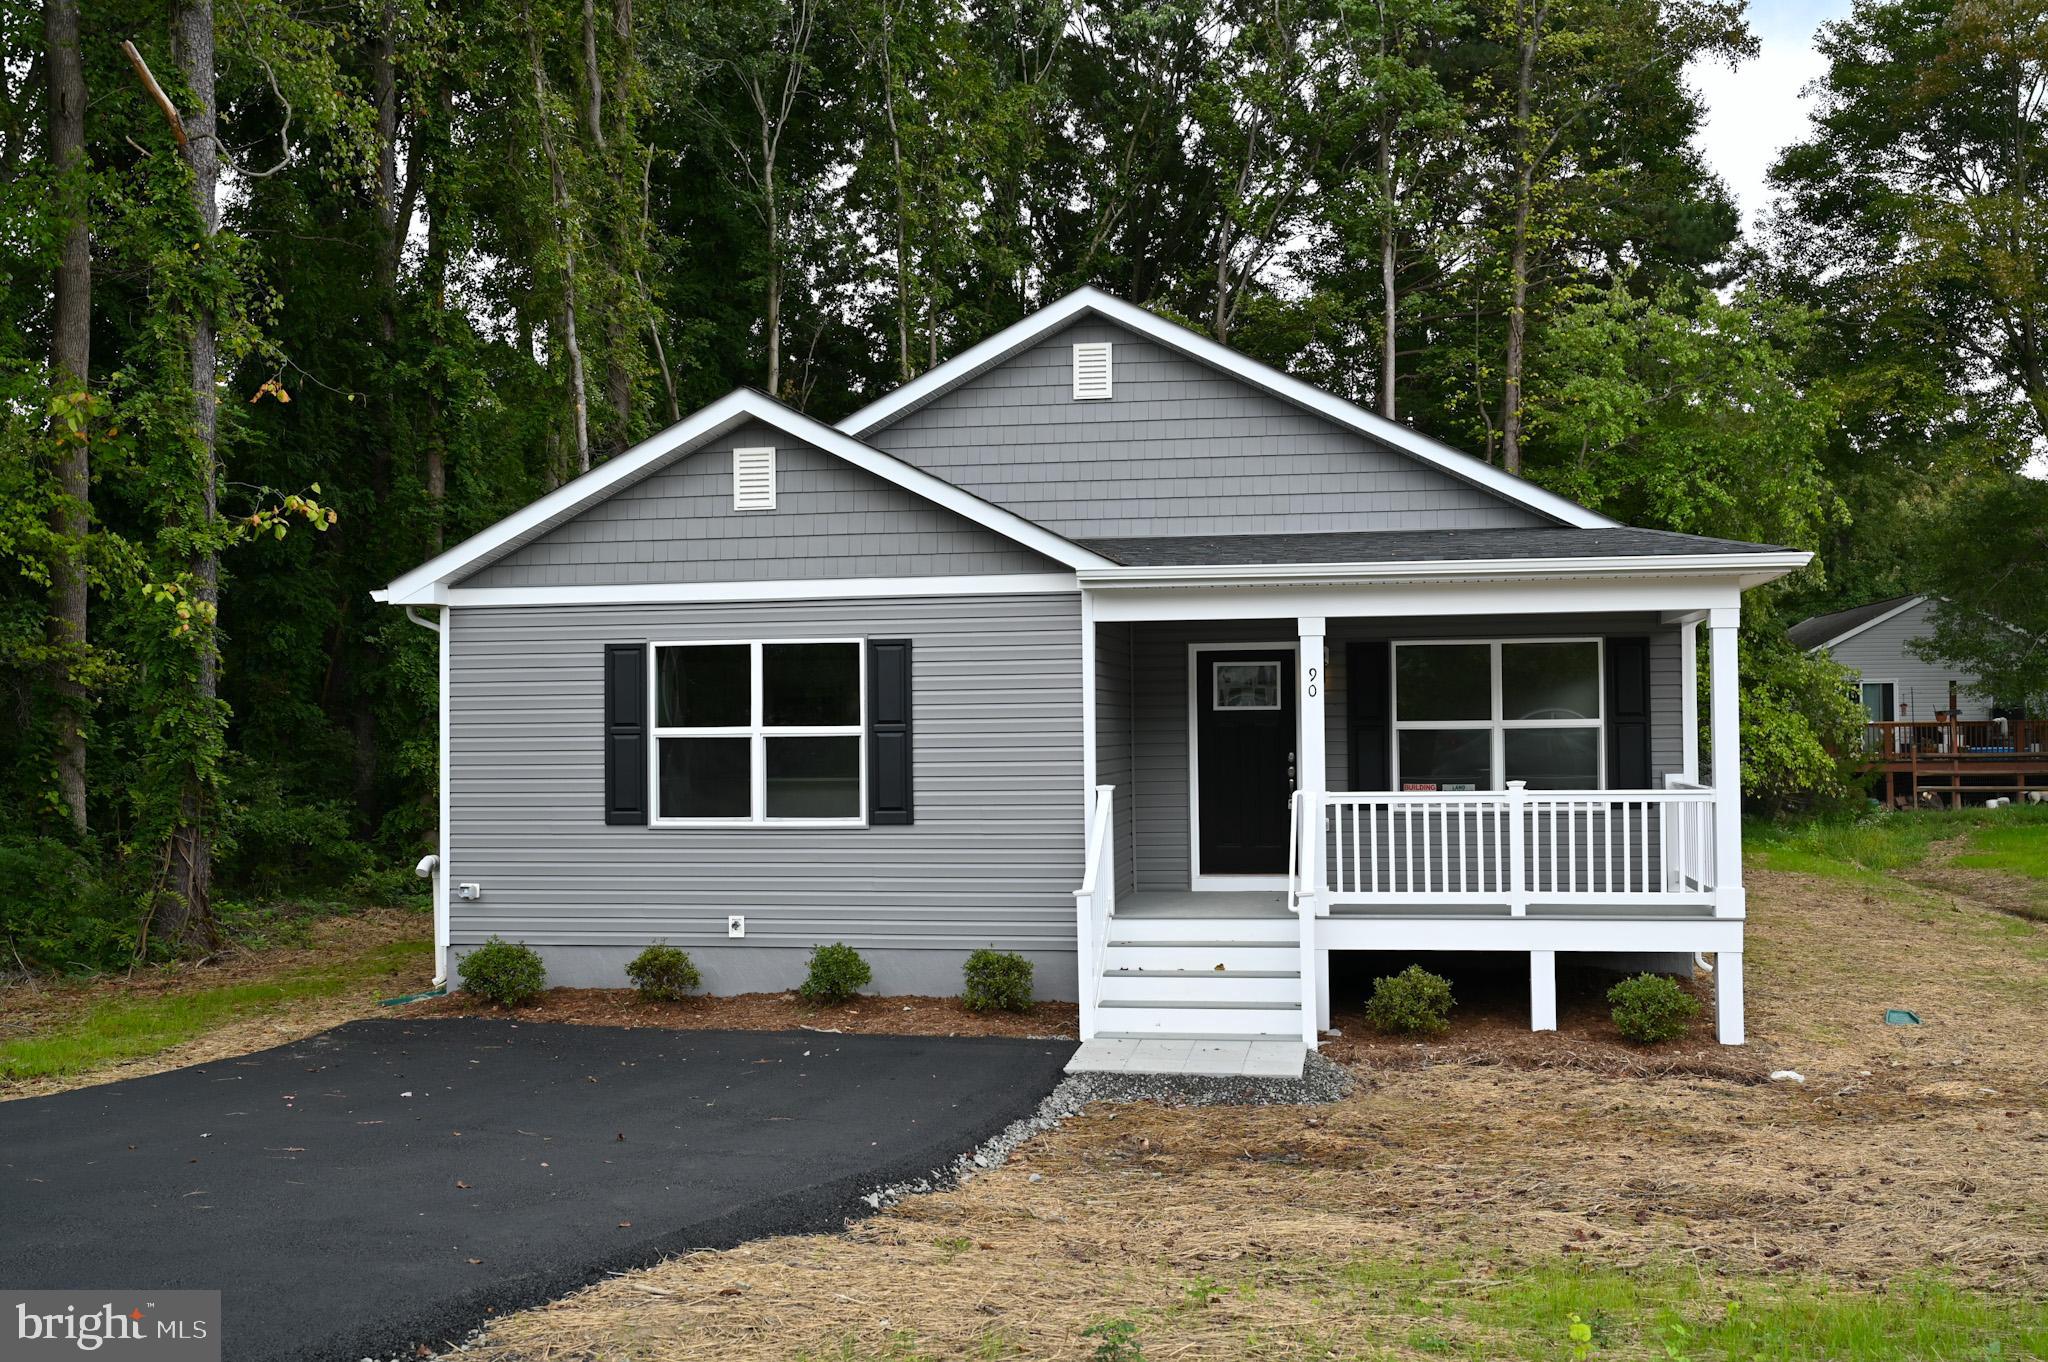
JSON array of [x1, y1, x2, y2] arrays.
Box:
[[1306, 666, 1319, 698]]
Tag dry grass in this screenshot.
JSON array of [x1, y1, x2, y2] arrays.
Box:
[[461, 867, 2048, 1361], [0, 909, 432, 1099]]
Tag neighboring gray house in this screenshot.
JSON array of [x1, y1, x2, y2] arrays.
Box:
[[1790, 595, 1994, 722], [376, 288, 1806, 1066]]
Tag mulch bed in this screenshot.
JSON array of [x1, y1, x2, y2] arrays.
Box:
[[1320, 959, 1762, 1082], [413, 987, 1079, 1039]]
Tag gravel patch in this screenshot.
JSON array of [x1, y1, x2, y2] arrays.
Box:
[[861, 1050, 1352, 1211]]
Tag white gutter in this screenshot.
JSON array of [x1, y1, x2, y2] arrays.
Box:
[[402, 605, 451, 987], [1075, 551, 1814, 591]]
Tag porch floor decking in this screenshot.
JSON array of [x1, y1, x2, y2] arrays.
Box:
[[1063, 1037, 1308, 1079], [1118, 890, 1292, 918]]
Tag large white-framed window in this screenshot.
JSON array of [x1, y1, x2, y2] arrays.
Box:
[[1391, 639, 1605, 792], [648, 639, 866, 826]]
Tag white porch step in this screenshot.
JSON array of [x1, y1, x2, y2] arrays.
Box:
[[1067, 1038, 1307, 1078], [1095, 1000, 1302, 1037], [1106, 916, 1297, 945], [1099, 970, 1300, 1004], [1102, 942, 1298, 973]]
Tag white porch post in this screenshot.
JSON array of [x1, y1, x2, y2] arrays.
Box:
[[1707, 608, 1744, 917], [1708, 607, 1747, 1045], [1529, 950, 1557, 1031], [1298, 617, 1327, 1046], [1679, 618, 1700, 784], [1296, 616, 1328, 879], [1715, 950, 1745, 1044]]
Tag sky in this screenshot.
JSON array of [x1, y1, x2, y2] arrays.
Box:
[[1687, 0, 1854, 232]]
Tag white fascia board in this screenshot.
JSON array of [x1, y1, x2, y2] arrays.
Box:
[[1075, 551, 1813, 591], [431, 572, 1079, 609], [376, 389, 1109, 606], [838, 286, 1617, 531], [1801, 595, 1928, 653]]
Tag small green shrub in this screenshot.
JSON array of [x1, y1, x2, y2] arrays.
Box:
[[458, 937, 547, 1006], [962, 949, 1034, 1012], [1364, 964, 1456, 1035], [625, 943, 701, 1001], [798, 942, 872, 1005], [1607, 972, 1700, 1043]]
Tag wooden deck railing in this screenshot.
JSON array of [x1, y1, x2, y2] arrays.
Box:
[[1071, 784, 1117, 1041], [1861, 719, 2047, 762]]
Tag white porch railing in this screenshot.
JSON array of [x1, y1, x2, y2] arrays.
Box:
[[1316, 781, 1719, 914], [1072, 784, 1117, 1040]]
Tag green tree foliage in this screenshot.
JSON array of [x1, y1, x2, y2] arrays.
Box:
[[1910, 475, 2048, 714], [0, 0, 2028, 974]]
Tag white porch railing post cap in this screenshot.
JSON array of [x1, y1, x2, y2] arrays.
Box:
[[1507, 780, 1528, 791]]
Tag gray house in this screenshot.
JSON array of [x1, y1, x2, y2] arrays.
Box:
[[1790, 595, 1994, 723], [376, 288, 1805, 1065]]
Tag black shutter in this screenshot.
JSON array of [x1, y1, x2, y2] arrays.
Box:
[[604, 643, 648, 825], [1347, 640, 1392, 791], [1606, 636, 1652, 789], [868, 638, 914, 825]]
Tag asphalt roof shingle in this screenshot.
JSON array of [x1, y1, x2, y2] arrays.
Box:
[[1075, 526, 1796, 568], [1786, 595, 1920, 650]]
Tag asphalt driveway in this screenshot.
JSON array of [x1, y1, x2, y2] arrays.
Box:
[[0, 1018, 1076, 1361]]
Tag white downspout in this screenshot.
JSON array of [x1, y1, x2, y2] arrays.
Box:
[[404, 605, 451, 986]]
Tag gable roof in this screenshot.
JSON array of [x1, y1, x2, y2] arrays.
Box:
[[836, 287, 1616, 532], [374, 388, 1111, 606], [1787, 595, 1925, 652]]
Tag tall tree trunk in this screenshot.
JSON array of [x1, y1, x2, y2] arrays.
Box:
[[763, 150, 780, 397], [874, 1, 913, 383], [1378, 114, 1397, 422], [1499, 0, 1546, 476], [529, 12, 591, 473], [422, 88, 452, 550], [44, 0, 90, 835], [581, 0, 605, 149], [164, 0, 221, 953]]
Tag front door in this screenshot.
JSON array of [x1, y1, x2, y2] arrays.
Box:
[[1195, 649, 1297, 876]]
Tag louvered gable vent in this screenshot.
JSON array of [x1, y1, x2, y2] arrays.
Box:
[[1071, 342, 1113, 400], [732, 446, 776, 510]]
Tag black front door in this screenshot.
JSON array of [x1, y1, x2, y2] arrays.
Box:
[[1196, 650, 1297, 875]]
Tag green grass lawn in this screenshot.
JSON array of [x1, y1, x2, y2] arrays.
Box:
[[0, 938, 430, 1082], [1747, 805, 2048, 883], [1040, 1258, 2048, 1362]]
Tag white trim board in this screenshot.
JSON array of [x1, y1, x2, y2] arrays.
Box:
[[1187, 641, 1299, 892], [836, 286, 1617, 532], [375, 388, 1111, 606]]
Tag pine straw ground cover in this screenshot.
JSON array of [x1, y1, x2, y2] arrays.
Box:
[[414, 985, 1078, 1040], [460, 866, 2048, 1362]]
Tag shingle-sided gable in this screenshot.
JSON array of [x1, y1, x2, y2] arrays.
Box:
[[458, 420, 1063, 589], [862, 317, 1554, 539]]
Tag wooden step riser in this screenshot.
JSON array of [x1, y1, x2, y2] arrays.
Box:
[[1105, 917, 1297, 944], [1098, 974, 1302, 1004], [1102, 944, 1299, 972], [1092, 1005, 1302, 1037]]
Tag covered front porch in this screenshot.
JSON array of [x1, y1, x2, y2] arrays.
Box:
[[1069, 550, 1785, 1066]]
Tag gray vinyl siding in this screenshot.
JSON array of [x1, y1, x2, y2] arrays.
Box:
[[445, 593, 1085, 972], [865, 318, 1553, 539], [1819, 598, 1992, 720], [1093, 622, 1138, 899], [1124, 615, 1686, 893], [461, 422, 1060, 589]]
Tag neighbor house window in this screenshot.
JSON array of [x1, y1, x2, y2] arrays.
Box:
[[650, 640, 864, 824], [1392, 640, 1603, 791]]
